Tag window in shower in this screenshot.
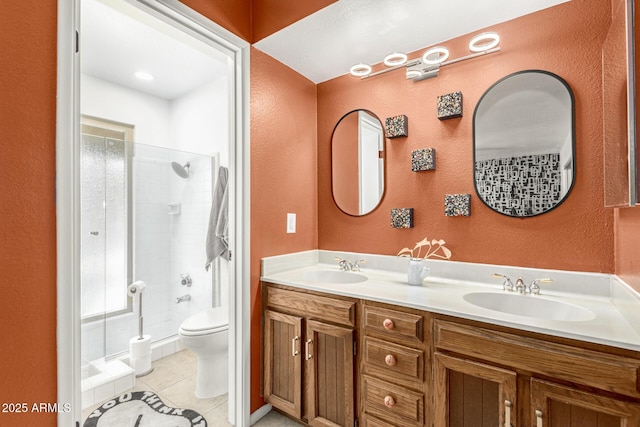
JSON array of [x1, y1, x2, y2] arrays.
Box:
[[80, 119, 133, 320]]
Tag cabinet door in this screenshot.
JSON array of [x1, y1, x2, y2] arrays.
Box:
[[264, 310, 303, 419], [306, 319, 355, 427], [434, 352, 517, 427], [531, 378, 640, 427]]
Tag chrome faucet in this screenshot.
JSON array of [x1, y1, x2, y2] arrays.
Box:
[[351, 259, 366, 272], [335, 257, 349, 271], [493, 273, 553, 294], [492, 273, 514, 292], [180, 274, 192, 287], [529, 278, 553, 295], [176, 294, 191, 303], [335, 257, 366, 272]]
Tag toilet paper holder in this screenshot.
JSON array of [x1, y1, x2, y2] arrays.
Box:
[[128, 281, 147, 340]]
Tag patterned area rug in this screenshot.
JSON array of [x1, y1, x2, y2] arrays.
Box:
[[84, 391, 207, 427]]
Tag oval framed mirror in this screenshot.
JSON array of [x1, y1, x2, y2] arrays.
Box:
[[473, 70, 576, 217], [331, 109, 385, 216]]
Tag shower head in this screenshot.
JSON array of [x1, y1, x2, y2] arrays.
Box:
[[171, 161, 190, 179]]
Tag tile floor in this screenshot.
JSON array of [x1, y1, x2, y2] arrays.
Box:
[[83, 349, 299, 426]]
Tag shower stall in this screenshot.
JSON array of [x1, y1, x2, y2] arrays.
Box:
[[80, 131, 227, 407]]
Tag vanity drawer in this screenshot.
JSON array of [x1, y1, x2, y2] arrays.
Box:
[[265, 285, 356, 327], [362, 375, 424, 426], [363, 336, 424, 382], [362, 415, 396, 427], [434, 319, 640, 398], [363, 305, 423, 343]]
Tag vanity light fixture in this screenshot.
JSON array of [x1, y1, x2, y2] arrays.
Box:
[[350, 31, 501, 81], [468, 32, 500, 52], [384, 52, 408, 67], [350, 63, 372, 77], [422, 46, 449, 65]]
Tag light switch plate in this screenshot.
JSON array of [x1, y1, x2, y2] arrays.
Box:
[[287, 213, 296, 233]]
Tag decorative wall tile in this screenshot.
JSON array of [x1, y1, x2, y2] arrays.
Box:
[[391, 208, 414, 228], [437, 91, 463, 120], [411, 148, 436, 171], [475, 153, 561, 216], [444, 194, 471, 216], [385, 115, 408, 138]]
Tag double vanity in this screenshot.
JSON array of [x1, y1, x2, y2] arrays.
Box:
[[261, 250, 640, 427]]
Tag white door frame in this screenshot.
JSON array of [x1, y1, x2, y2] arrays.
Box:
[[55, 1, 251, 425]]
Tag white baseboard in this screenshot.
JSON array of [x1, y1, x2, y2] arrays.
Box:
[[250, 404, 272, 426]]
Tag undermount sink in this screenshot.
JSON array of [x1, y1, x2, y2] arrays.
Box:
[[463, 292, 596, 322], [302, 270, 368, 284]]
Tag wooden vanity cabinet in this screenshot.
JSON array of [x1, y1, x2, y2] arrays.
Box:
[[531, 379, 640, 427], [262, 282, 640, 427], [433, 352, 517, 427], [263, 284, 357, 427], [360, 302, 431, 427], [433, 318, 640, 427]]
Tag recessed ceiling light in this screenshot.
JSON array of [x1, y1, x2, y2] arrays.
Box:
[[134, 71, 155, 81]]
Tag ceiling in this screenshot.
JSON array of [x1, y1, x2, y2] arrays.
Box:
[[254, 0, 569, 83], [82, 0, 570, 96], [81, 0, 229, 100]]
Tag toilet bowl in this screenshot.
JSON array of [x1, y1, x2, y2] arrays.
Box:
[[179, 306, 229, 399]]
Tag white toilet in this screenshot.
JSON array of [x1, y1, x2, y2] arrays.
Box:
[[179, 305, 229, 399]]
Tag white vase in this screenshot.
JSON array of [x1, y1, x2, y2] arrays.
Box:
[[407, 258, 429, 286]]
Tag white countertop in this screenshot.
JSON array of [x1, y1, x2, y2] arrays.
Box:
[[261, 250, 640, 352]]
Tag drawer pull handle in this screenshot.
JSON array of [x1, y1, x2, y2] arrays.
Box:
[[382, 318, 395, 330], [383, 395, 395, 408], [305, 339, 313, 360], [291, 336, 299, 356], [535, 409, 543, 427], [384, 354, 397, 366], [504, 400, 512, 427]]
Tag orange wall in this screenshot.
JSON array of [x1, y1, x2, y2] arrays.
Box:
[[180, 0, 252, 42], [249, 47, 318, 411], [180, 0, 335, 43], [317, 0, 615, 273], [0, 1, 59, 426], [615, 208, 640, 288]]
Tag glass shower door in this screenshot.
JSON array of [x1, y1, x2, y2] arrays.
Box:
[[80, 131, 129, 374]]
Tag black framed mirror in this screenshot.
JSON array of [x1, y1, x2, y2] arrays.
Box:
[[331, 110, 385, 216], [473, 70, 576, 217]]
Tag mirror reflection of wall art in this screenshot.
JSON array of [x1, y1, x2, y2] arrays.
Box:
[[473, 70, 575, 217], [437, 91, 463, 120], [411, 148, 436, 171], [444, 194, 471, 216], [332, 110, 386, 216], [391, 208, 414, 228], [385, 115, 408, 138]]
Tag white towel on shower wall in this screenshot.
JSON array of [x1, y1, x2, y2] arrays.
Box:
[[205, 166, 229, 271]]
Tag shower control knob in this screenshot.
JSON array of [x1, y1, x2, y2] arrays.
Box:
[[181, 274, 192, 287]]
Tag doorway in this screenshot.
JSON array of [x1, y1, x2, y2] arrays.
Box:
[[56, 0, 250, 425]]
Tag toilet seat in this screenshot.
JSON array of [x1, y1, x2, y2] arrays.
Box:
[[179, 306, 229, 336]]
